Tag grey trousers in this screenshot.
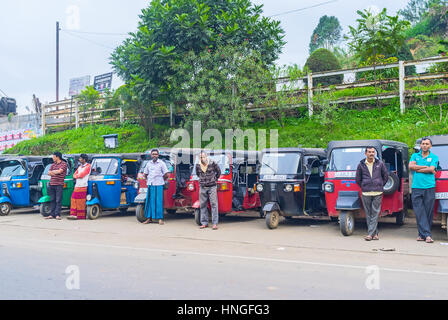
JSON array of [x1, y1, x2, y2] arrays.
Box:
[[361, 194, 382, 236], [200, 185, 219, 226], [412, 188, 435, 238]]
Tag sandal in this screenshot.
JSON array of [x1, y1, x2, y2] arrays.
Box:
[[364, 235, 372, 241], [200, 225, 208, 229], [158, 220, 165, 225], [425, 237, 434, 243], [212, 225, 218, 230], [45, 216, 54, 220], [417, 237, 425, 241], [373, 235, 379, 240]]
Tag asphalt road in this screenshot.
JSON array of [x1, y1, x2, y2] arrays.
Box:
[[1, 208, 448, 300]]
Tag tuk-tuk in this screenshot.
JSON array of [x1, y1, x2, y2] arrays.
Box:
[[135, 148, 198, 223], [85, 154, 141, 220], [37, 155, 83, 217], [0, 156, 45, 215], [324, 140, 409, 236], [189, 149, 262, 225], [257, 148, 327, 229], [414, 135, 448, 237]]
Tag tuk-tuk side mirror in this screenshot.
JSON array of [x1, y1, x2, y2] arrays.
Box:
[[321, 159, 329, 166]]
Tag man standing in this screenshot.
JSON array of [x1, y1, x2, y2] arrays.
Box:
[[142, 149, 169, 225], [196, 151, 221, 230], [356, 146, 389, 241], [45, 152, 68, 220], [409, 137, 439, 243], [67, 154, 91, 220]]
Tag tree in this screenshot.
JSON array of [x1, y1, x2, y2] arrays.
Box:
[[399, 0, 446, 25], [346, 8, 410, 106], [305, 48, 343, 86], [110, 0, 285, 114], [309, 15, 342, 53], [168, 43, 272, 130]]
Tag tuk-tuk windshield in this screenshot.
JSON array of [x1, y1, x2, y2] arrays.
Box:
[[0, 160, 26, 177], [260, 153, 301, 175], [139, 159, 174, 173], [192, 154, 230, 176], [90, 158, 119, 176], [430, 146, 448, 170], [329, 148, 377, 171]]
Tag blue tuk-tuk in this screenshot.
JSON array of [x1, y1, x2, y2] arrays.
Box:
[[0, 156, 45, 215], [85, 154, 141, 220]]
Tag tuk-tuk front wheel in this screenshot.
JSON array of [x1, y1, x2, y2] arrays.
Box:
[[87, 204, 101, 220], [0, 203, 11, 216], [339, 211, 355, 236], [395, 208, 407, 226], [194, 209, 201, 226], [136, 204, 146, 223], [40, 203, 51, 217], [265, 210, 280, 229]]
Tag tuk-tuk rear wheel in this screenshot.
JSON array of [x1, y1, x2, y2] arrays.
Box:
[[135, 204, 146, 223], [40, 203, 51, 217], [265, 210, 280, 229], [87, 204, 101, 220], [395, 208, 407, 226], [0, 203, 11, 216], [339, 211, 355, 236]]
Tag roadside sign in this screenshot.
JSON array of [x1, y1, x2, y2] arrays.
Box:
[[94, 72, 113, 92], [69, 76, 90, 96]]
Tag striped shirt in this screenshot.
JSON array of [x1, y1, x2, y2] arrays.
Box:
[[50, 161, 68, 186]]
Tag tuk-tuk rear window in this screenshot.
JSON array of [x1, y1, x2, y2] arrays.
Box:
[[329, 148, 377, 171], [429, 146, 448, 170], [90, 158, 119, 176], [0, 160, 26, 177], [260, 153, 301, 175]]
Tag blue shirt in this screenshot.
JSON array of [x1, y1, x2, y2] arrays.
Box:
[[410, 150, 439, 189], [144, 159, 169, 186]]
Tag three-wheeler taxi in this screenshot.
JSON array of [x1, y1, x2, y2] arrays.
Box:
[[189, 149, 262, 225], [257, 148, 327, 229], [324, 140, 410, 236], [38, 155, 77, 217], [414, 135, 448, 237], [85, 154, 140, 220], [0, 156, 45, 215]]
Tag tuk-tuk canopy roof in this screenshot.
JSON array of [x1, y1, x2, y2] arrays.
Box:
[[0, 156, 46, 163], [263, 148, 326, 159], [326, 140, 408, 157], [415, 135, 448, 147], [90, 153, 142, 161]]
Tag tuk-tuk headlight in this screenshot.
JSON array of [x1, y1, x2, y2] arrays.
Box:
[[86, 194, 92, 201], [187, 183, 195, 191], [134, 182, 139, 189], [2, 183, 7, 195], [38, 181, 43, 188], [323, 182, 334, 193], [284, 184, 293, 192], [256, 184, 264, 192]]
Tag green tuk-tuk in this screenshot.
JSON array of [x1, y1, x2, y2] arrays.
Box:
[[38, 155, 77, 216]]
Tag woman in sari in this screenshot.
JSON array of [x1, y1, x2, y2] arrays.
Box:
[[67, 154, 91, 220]]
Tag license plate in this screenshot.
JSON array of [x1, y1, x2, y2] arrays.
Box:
[[263, 175, 287, 180], [436, 192, 448, 200]]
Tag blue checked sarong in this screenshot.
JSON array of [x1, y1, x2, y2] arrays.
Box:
[[144, 185, 164, 219]]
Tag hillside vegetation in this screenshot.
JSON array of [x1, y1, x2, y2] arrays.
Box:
[[7, 102, 448, 156]]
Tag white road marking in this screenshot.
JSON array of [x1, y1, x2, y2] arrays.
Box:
[[4, 237, 448, 277]]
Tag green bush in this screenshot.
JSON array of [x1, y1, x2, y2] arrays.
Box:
[[305, 48, 343, 87]]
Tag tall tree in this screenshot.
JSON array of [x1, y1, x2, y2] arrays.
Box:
[[309, 15, 342, 53], [399, 0, 446, 25], [110, 0, 285, 131]]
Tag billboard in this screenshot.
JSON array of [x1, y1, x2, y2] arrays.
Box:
[[93, 72, 113, 92], [69, 76, 91, 96]]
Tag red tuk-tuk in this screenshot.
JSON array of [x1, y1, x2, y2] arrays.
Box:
[[323, 140, 410, 236], [414, 135, 448, 237], [134, 148, 197, 222], [188, 149, 262, 225]]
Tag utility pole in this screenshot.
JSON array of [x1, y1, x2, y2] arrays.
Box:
[[56, 21, 61, 102]]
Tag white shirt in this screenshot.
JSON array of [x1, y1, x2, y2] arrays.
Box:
[[144, 159, 169, 186]]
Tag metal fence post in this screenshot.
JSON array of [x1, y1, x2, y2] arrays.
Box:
[[307, 73, 313, 117], [399, 61, 405, 114], [119, 106, 124, 123], [75, 100, 79, 129]]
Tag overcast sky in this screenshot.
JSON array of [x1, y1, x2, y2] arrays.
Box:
[[0, 0, 409, 114]]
